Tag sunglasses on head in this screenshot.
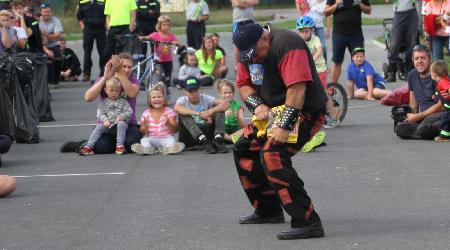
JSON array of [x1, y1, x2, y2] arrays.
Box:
[[413, 44, 429, 52]]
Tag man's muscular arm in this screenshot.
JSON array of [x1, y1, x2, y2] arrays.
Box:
[[239, 85, 271, 120]]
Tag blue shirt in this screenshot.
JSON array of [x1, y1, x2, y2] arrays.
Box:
[[347, 61, 385, 89]]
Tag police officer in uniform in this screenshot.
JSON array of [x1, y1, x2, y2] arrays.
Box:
[[136, 0, 160, 56], [76, 0, 106, 81]]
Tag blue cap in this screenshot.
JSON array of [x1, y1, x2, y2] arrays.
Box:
[[232, 22, 264, 63]]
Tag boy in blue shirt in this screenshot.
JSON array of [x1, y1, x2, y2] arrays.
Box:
[[347, 48, 391, 100]]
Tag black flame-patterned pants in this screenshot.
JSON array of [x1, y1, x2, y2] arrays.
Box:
[[233, 109, 325, 228]]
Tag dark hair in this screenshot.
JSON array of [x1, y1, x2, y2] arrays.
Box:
[[211, 33, 220, 38], [412, 44, 431, 58], [183, 51, 198, 66]]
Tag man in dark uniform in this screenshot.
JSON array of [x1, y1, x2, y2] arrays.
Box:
[[77, 0, 106, 81], [136, 0, 160, 56], [232, 22, 328, 240]]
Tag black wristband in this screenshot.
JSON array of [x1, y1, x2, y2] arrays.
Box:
[[277, 106, 302, 131], [245, 93, 265, 114]]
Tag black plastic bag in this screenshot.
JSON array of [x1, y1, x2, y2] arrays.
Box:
[[0, 56, 14, 138]]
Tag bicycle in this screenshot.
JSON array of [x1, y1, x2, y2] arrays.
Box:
[[132, 40, 179, 92], [326, 82, 348, 125]]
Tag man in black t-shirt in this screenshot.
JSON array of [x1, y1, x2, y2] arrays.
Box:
[[10, 0, 44, 53], [232, 22, 328, 240], [324, 0, 371, 83]]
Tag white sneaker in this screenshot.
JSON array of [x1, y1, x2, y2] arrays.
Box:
[[131, 143, 156, 155], [161, 142, 185, 155]]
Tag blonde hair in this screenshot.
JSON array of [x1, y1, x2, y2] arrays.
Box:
[[106, 77, 121, 88], [0, 10, 12, 18], [147, 82, 168, 108], [156, 15, 171, 32], [430, 60, 448, 77], [216, 79, 235, 94]]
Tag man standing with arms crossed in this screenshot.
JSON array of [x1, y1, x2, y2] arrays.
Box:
[[77, 0, 106, 81], [232, 22, 328, 240], [103, 0, 137, 64]]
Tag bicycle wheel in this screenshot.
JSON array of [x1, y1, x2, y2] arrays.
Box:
[[326, 82, 348, 123]]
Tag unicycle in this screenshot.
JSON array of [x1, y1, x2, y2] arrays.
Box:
[[326, 82, 348, 124]]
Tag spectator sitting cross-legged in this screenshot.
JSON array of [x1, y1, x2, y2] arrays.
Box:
[[174, 76, 229, 154], [395, 45, 445, 140], [77, 54, 142, 154], [172, 51, 213, 88], [347, 47, 392, 100], [59, 37, 82, 82], [79, 76, 133, 156], [195, 35, 228, 79], [215, 79, 247, 143], [131, 83, 185, 155]]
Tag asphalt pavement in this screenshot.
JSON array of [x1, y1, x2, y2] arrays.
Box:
[[1, 5, 450, 250]]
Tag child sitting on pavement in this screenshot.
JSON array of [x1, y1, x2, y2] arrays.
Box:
[[347, 47, 392, 101], [216, 79, 246, 143], [174, 76, 229, 154], [131, 83, 185, 155], [59, 38, 82, 81], [172, 51, 213, 88], [430, 60, 450, 142], [80, 77, 133, 155]]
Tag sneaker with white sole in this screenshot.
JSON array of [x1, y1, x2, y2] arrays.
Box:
[[161, 142, 185, 155], [131, 143, 156, 155], [323, 118, 339, 129], [301, 131, 326, 153]]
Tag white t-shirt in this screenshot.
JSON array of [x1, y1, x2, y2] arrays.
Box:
[[307, 0, 326, 28], [176, 93, 215, 125], [13, 27, 28, 40]]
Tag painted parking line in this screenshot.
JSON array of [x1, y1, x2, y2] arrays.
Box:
[[39, 123, 96, 128], [13, 172, 126, 178]]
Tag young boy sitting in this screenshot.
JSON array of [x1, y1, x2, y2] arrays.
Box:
[[347, 47, 392, 100], [174, 76, 229, 154], [59, 38, 82, 81]]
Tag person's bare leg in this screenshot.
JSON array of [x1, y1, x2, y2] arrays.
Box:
[[354, 89, 368, 100], [0, 175, 16, 198], [373, 88, 392, 99], [331, 62, 342, 83]]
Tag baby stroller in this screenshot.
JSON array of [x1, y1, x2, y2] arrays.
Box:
[[381, 18, 410, 82]]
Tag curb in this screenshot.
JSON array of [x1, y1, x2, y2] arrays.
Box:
[[372, 39, 386, 50]]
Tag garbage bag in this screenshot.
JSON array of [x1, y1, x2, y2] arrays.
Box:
[[13, 53, 39, 124], [0, 56, 14, 138], [12, 70, 40, 143], [33, 53, 54, 122]]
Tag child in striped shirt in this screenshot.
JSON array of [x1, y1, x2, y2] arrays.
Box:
[[131, 83, 185, 155]]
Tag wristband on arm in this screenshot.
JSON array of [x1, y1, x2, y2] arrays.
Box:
[[276, 105, 302, 131], [244, 93, 265, 114]]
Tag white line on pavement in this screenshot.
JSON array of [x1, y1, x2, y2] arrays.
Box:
[[13, 172, 126, 178], [39, 123, 96, 128]]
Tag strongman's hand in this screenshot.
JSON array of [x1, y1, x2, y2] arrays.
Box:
[[254, 104, 271, 121], [269, 127, 289, 145]]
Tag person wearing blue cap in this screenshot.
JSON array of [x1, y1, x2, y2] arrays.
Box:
[[232, 22, 328, 240]]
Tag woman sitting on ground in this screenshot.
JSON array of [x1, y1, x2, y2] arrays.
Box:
[[195, 35, 228, 79]]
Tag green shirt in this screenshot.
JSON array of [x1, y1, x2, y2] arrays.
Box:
[[105, 0, 137, 27], [195, 49, 223, 76], [225, 100, 243, 133], [306, 35, 326, 73]]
